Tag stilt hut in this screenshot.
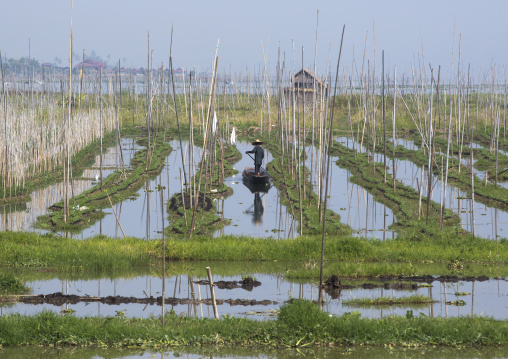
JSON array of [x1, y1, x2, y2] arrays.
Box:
[[284, 68, 328, 107]]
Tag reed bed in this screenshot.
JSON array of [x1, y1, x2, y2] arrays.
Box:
[[0, 86, 116, 198]]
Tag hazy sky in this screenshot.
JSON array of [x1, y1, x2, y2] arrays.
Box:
[[1, 0, 506, 80]]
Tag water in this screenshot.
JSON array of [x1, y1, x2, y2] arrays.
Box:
[[68, 139, 203, 239], [389, 156, 508, 239], [0, 136, 299, 239], [72, 140, 296, 239], [324, 140, 396, 238], [5, 132, 508, 240], [4, 345, 508, 358], [2, 272, 507, 320], [215, 142, 296, 238], [335, 136, 508, 239]]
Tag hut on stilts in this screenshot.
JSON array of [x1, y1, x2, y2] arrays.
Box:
[[284, 68, 328, 107]]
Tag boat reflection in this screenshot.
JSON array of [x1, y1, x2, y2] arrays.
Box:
[[243, 180, 271, 224]]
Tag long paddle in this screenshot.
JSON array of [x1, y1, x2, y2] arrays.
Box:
[[246, 153, 273, 179]]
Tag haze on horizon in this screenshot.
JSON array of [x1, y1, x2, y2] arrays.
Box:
[[1, 0, 507, 81]]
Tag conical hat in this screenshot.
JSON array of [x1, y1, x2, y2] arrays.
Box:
[[252, 139, 263, 145]]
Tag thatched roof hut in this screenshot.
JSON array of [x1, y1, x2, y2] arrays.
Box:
[[284, 68, 328, 106]]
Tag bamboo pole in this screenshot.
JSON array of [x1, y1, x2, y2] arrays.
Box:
[[206, 267, 219, 319], [169, 27, 188, 186], [426, 66, 434, 224], [393, 66, 397, 194], [161, 184, 166, 325], [64, 0, 74, 223], [107, 193, 126, 238], [189, 49, 219, 237], [319, 24, 345, 308], [382, 50, 386, 182]]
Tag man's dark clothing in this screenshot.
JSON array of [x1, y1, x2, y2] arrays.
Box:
[[247, 145, 264, 174]]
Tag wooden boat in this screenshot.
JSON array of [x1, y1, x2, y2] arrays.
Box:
[[242, 167, 270, 184]]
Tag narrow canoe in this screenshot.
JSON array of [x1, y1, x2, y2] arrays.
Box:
[[242, 167, 269, 184]]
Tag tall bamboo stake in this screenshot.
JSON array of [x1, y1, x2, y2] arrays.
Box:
[[382, 50, 386, 182], [189, 49, 219, 237], [426, 66, 434, 224], [393, 66, 397, 194], [319, 24, 345, 308], [1, 51, 7, 199], [65, 0, 74, 223]]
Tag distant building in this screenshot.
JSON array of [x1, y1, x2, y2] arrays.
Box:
[[172, 67, 185, 76], [74, 59, 107, 71], [284, 68, 329, 106]]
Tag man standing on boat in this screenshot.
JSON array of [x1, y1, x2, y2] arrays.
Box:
[[246, 139, 264, 176]]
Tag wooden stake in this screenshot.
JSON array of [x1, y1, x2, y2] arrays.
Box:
[[319, 24, 345, 308], [206, 267, 219, 319]]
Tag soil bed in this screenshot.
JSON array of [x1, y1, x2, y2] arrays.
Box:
[[1, 292, 276, 307]]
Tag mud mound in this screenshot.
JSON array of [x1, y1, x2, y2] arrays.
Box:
[[169, 194, 213, 212], [6, 292, 277, 307], [193, 278, 262, 291]]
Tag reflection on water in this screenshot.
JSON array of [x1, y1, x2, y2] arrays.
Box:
[[215, 142, 296, 238], [6, 132, 508, 240], [389, 157, 508, 239], [70, 139, 201, 239], [335, 136, 508, 240], [3, 273, 507, 322], [243, 182, 269, 225], [0, 180, 94, 232], [81, 137, 144, 179], [0, 138, 144, 233], [305, 143, 396, 239], [4, 345, 508, 359]]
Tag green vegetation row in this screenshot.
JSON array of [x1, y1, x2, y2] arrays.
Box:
[[34, 136, 172, 232], [166, 142, 241, 235], [259, 135, 351, 236], [329, 139, 461, 239], [1, 300, 508, 348], [2, 231, 508, 275], [390, 130, 508, 212]]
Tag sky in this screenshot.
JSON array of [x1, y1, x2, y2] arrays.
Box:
[[1, 0, 507, 81]]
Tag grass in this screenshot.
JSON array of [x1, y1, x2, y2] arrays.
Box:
[[0, 300, 508, 347], [0, 231, 158, 272], [0, 274, 30, 295], [1, 231, 508, 277]]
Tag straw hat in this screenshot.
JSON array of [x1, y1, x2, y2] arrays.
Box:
[[252, 139, 263, 145]]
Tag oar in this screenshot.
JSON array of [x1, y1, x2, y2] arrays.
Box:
[[246, 153, 273, 179], [497, 168, 508, 177]]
